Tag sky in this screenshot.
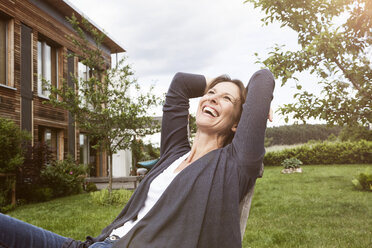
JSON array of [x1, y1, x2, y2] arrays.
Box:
[[70, 0, 322, 132]]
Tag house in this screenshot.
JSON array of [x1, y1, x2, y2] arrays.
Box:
[[0, 0, 125, 177]]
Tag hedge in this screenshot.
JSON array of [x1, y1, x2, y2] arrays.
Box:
[[263, 140, 372, 166]]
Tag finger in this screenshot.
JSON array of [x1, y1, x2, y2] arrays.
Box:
[[268, 108, 273, 122]]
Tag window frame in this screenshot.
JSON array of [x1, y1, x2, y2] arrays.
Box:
[[41, 127, 60, 161], [0, 15, 14, 88], [77, 60, 93, 108], [79, 133, 90, 165], [37, 39, 60, 98]]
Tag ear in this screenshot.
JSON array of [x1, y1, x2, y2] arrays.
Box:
[[231, 123, 238, 133]]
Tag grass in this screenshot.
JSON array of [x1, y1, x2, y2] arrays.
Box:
[[8, 164, 372, 247], [243, 164, 372, 248], [8, 193, 125, 240]]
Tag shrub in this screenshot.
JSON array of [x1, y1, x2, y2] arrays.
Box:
[[40, 156, 88, 197], [131, 139, 160, 162], [144, 143, 160, 160], [0, 176, 15, 213], [17, 142, 53, 202], [281, 158, 302, 169], [17, 146, 87, 203], [0, 117, 30, 173], [0, 118, 30, 211], [85, 182, 98, 192], [352, 170, 372, 191], [26, 187, 54, 202], [264, 140, 372, 166], [90, 189, 133, 205]]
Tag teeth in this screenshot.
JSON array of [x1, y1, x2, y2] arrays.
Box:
[[203, 106, 218, 117]]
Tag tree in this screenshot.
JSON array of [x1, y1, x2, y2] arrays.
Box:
[[245, 0, 371, 126], [339, 125, 372, 141], [45, 15, 160, 192]]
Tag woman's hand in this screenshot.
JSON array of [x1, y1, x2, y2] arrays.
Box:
[[268, 108, 273, 122]]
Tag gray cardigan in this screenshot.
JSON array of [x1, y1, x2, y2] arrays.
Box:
[[63, 70, 274, 248]]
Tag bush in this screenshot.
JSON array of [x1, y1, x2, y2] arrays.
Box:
[[131, 139, 160, 162], [0, 176, 15, 213], [90, 189, 133, 205], [26, 187, 54, 202], [0, 117, 30, 173], [0, 118, 30, 212], [264, 140, 372, 166], [85, 182, 98, 192], [40, 156, 88, 197], [17, 142, 53, 202], [281, 158, 302, 169], [352, 170, 372, 191], [17, 145, 87, 203]]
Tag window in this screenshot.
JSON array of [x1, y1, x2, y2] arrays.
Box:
[[78, 61, 92, 107], [78, 61, 90, 82], [0, 16, 14, 87], [79, 133, 90, 165], [42, 127, 60, 160], [37, 40, 59, 97]]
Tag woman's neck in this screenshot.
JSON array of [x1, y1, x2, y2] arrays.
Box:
[[173, 130, 226, 173], [185, 130, 225, 164]]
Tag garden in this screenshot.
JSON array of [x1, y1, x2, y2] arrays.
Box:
[[1, 0, 371, 246], [6, 164, 371, 248], [1, 117, 371, 247]]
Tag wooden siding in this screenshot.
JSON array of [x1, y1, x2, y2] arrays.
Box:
[[0, 16, 19, 126], [0, 86, 18, 124]]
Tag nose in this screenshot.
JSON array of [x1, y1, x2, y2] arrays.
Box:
[[207, 94, 218, 104]]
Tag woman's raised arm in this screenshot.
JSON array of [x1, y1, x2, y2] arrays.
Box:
[[160, 72, 206, 156], [231, 69, 275, 183]]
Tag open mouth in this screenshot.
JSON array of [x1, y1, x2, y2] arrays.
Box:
[[203, 106, 219, 117]]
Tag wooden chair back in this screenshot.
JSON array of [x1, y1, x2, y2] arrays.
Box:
[[239, 164, 264, 240]]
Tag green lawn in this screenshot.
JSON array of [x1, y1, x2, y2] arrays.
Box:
[[8, 164, 372, 247]]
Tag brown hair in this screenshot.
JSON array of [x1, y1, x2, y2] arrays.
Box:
[[204, 75, 247, 146]]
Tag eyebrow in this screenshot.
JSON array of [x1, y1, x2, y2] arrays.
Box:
[[211, 89, 239, 103]]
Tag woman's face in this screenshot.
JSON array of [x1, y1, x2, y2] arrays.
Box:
[[196, 81, 241, 136]]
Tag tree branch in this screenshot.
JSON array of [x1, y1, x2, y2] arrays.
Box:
[[332, 59, 372, 101]]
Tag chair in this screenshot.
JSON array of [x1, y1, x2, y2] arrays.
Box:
[[239, 164, 264, 240]]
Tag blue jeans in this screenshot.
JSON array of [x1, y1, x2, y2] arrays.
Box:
[[0, 213, 68, 248]]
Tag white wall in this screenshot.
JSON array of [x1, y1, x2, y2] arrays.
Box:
[[112, 149, 132, 177]]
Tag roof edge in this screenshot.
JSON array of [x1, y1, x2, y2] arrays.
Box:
[[62, 0, 126, 53]]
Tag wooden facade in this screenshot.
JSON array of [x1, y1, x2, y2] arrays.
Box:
[[0, 0, 124, 177]]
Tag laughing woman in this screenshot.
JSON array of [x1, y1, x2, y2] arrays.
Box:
[[0, 69, 274, 248]]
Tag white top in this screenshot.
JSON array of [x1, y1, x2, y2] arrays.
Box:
[[110, 152, 190, 238]]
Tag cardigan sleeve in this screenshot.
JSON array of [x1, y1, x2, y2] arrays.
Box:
[[160, 72, 206, 156], [231, 69, 275, 181]]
